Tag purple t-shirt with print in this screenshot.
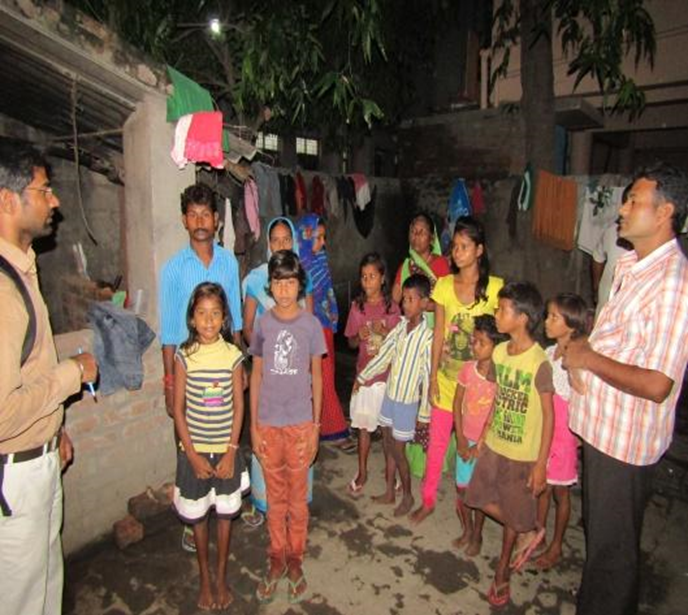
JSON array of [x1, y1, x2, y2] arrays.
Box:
[[249, 309, 326, 426]]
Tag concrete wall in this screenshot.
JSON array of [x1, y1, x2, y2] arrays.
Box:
[[398, 107, 525, 180]]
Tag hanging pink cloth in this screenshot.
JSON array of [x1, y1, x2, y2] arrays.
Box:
[[244, 178, 260, 241], [471, 181, 486, 216], [350, 173, 371, 210], [184, 111, 224, 169]]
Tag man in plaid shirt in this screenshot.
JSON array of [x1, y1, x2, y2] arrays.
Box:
[[565, 163, 688, 615]]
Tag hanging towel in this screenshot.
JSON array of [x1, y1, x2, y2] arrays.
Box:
[[443, 179, 472, 250], [471, 181, 486, 216], [322, 175, 339, 220], [577, 185, 625, 255], [184, 111, 225, 169], [170, 114, 193, 168], [352, 185, 376, 238], [166, 66, 214, 122], [223, 197, 236, 252], [311, 175, 326, 217], [294, 172, 307, 214], [350, 173, 371, 210], [532, 170, 578, 251], [244, 178, 260, 241], [251, 162, 282, 219], [517, 164, 535, 211]]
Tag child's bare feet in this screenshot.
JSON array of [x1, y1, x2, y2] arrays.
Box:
[[197, 580, 215, 611], [215, 580, 233, 610], [393, 494, 414, 517], [535, 545, 562, 570], [465, 538, 483, 557], [409, 504, 434, 525], [451, 532, 470, 549], [372, 491, 395, 505]]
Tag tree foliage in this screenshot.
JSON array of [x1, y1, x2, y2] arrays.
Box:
[[491, 0, 656, 118], [70, 0, 436, 136]]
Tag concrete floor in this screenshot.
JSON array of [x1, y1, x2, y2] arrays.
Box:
[[64, 440, 688, 615]]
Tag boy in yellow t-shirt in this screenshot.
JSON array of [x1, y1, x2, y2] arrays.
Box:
[[466, 282, 554, 609]]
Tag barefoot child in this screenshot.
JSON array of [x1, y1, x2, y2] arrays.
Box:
[[535, 293, 590, 569], [172, 283, 249, 610], [354, 274, 434, 516], [345, 253, 401, 496], [453, 315, 507, 557], [410, 216, 503, 525], [250, 250, 324, 605], [466, 282, 554, 608]]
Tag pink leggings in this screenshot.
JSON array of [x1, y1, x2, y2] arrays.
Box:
[[420, 406, 454, 508]]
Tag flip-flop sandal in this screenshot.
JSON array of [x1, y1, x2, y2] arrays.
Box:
[[511, 527, 546, 571], [256, 570, 286, 604], [287, 575, 308, 604], [394, 477, 402, 493], [347, 476, 364, 498], [339, 439, 358, 454], [487, 581, 510, 608]]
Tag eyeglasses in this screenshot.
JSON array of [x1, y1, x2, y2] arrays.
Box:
[[25, 186, 54, 196]]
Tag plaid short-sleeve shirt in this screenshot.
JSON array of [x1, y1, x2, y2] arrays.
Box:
[[569, 239, 688, 466]]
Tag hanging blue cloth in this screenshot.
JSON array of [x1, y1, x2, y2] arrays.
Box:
[[442, 179, 472, 251]]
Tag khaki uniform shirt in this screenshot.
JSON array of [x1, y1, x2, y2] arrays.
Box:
[[0, 237, 81, 453]]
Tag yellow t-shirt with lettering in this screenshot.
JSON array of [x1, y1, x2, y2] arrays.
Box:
[[485, 341, 554, 462], [432, 275, 503, 410]]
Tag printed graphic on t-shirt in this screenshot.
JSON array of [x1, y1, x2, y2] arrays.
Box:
[[440, 312, 474, 380], [491, 364, 533, 444], [271, 329, 299, 375], [202, 383, 224, 407]]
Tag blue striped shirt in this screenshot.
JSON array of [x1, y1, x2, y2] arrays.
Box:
[[159, 243, 243, 345], [357, 317, 433, 417]]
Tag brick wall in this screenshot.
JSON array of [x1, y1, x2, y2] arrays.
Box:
[[56, 329, 174, 555]]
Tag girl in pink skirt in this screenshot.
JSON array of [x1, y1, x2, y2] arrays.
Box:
[[536, 293, 591, 569]]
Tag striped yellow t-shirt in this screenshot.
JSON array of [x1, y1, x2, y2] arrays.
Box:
[[176, 339, 244, 453]]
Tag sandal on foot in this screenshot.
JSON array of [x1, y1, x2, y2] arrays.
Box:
[[287, 575, 308, 604], [347, 476, 364, 498], [511, 527, 546, 571], [256, 570, 285, 604], [487, 581, 510, 608]]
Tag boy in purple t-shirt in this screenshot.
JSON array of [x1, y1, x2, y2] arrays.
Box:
[[250, 250, 325, 605]]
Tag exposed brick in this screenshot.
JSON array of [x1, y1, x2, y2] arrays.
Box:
[[112, 515, 144, 549], [128, 487, 168, 521]]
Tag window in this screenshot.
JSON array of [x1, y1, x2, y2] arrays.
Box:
[[296, 137, 319, 157], [255, 132, 280, 151]]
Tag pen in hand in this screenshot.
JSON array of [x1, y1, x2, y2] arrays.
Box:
[[77, 346, 98, 403]]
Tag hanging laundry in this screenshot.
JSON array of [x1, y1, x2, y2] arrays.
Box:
[[471, 181, 486, 216], [310, 175, 326, 217], [251, 162, 282, 220], [577, 185, 625, 255], [222, 198, 236, 252], [244, 178, 260, 241], [166, 66, 214, 122], [184, 111, 225, 169], [517, 164, 535, 211], [294, 171, 307, 214], [170, 114, 193, 168], [322, 175, 339, 220], [232, 191, 252, 255], [442, 179, 472, 251], [279, 173, 297, 216], [532, 170, 578, 251], [350, 173, 371, 210], [352, 185, 376, 238]]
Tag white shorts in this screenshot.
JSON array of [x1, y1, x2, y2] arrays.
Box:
[[350, 381, 386, 432]]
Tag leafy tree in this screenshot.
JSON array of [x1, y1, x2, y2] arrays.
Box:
[[71, 0, 398, 136], [491, 0, 656, 172]]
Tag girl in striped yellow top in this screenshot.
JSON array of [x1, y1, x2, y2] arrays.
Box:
[[173, 282, 249, 610]]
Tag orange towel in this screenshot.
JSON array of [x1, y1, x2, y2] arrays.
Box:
[[532, 170, 577, 251]]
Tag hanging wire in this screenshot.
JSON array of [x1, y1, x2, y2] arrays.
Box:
[[70, 77, 99, 245]]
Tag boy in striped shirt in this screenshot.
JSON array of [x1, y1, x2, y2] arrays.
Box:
[[354, 274, 433, 516]]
